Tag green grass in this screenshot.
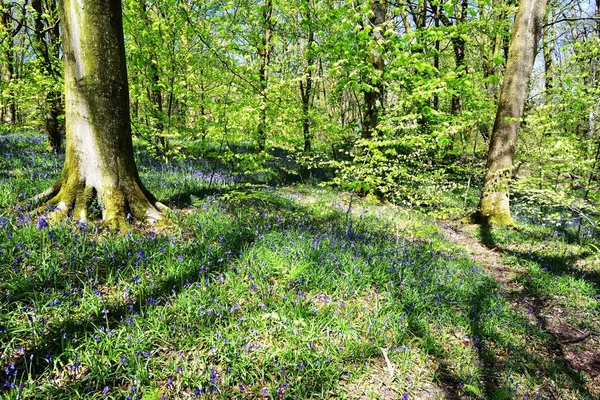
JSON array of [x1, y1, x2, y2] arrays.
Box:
[[1, 132, 598, 399]]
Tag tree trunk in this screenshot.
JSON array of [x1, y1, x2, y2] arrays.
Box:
[[1, 10, 16, 125], [32, 0, 63, 152], [300, 0, 315, 153], [432, 2, 440, 110], [451, 0, 468, 115], [362, 0, 386, 139], [38, 0, 165, 229], [478, 0, 546, 226], [589, 0, 600, 139], [140, 2, 167, 159], [482, 0, 505, 102], [438, 0, 467, 115], [542, 7, 554, 97], [411, 0, 427, 30], [257, 0, 273, 152]]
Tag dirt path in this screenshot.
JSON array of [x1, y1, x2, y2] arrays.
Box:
[[439, 222, 525, 294], [438, 221, 600, 394]]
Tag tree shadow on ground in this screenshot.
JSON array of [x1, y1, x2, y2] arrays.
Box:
[[479, 223, 598, 292], [1, 191, 595, 398], [476, 223, 598, 395]]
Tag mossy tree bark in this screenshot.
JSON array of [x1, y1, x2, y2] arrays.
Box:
[[478, 0, 546, 226], [38, 0, 166, 229]]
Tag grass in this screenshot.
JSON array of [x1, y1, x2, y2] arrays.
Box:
[[1, 132, 599, 399]]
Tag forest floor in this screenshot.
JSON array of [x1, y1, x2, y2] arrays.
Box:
[[1, 132, 599, 399]]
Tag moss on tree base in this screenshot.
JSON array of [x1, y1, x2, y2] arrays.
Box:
[[31, 170, 168, 231]]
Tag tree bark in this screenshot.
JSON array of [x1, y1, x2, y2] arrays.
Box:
[[362, 0, 386, 139], [478, 0, 546, 226], [257, 0, 273, 152], [300, 0, 315, 153], [32, 0, 63, 152], [543, 7, 555, 96], [37, 0, 165, 229], [438, 0, 468, 115], [432, 2, 440, 110], [451, 0, 468, 115], [141, 2, 166, 158], [1, 8, 16, 125]]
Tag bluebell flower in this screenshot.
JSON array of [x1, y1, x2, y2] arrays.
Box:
[[37, 217, 49, 230]]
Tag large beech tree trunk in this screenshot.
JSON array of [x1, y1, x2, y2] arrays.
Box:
[[479, 0, 546, 226], [37, 0, 165, 229]]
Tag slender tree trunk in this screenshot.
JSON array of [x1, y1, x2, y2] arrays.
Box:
[[412, 0, 427, 30], [543, 7, 555, 97], [478, 0, 546, 226], [257, 0, 273, 152], [300, 0, 315, 153], [200, 80, 207, 141], [32, 0, 63, 152], [1, 10, 16, 125], [300, 69, 313, 152], [589, 0, 600, 139], [38, 0, 165, 229], [432, 2, 440, 111], [482, 0, 505, 102], [362, 0, 386, 139], [451, 0, 468, 115], [141, 2, 166, 158], [438, 0, 467, 115]]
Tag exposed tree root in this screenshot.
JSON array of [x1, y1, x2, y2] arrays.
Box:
[[23, 182, 62, 209], [29, 173, 169, 231], [469, 210, 520, 230], [561, 331, 600, 345]]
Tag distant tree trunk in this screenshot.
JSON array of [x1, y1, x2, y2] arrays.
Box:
[[432, 2, 440, 110], [451, 0, 467, 115], [362, 0, 386, 139], [439, 0, 467, 115], [32, 0, 63, 152], [36, 0, 165, 229], [542, 7, 555, 97], [411, 0, 427, 30], [257, 0, 273, 152], [1, 8, 17, 125], [141, 2, 166, 158], [300, 0, 315, 153], [589, 0, 600, 138], [482, 0, 505, 103], [199, 76, 208, 140], [478, 0, 546, 226]]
